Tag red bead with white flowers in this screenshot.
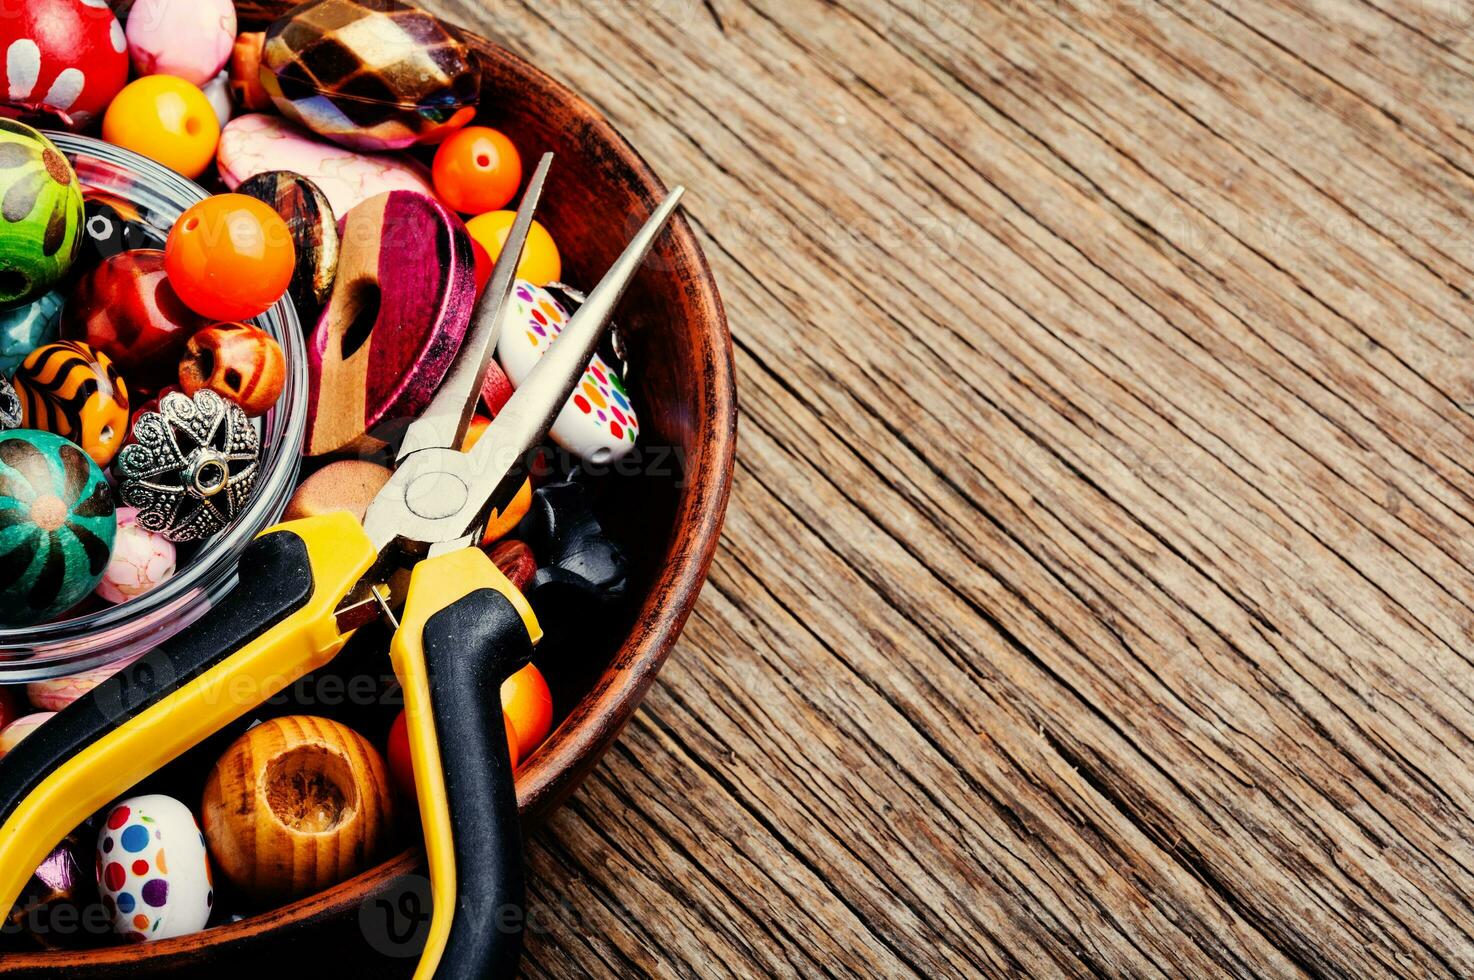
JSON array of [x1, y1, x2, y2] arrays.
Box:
[[0, 0, 129, 129]]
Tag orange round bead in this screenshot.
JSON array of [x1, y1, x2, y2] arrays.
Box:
[[433, 127, 523, 215], [165, 195, 296, 321], [501, 664, 553, 762], [464, 211, 561, 287]]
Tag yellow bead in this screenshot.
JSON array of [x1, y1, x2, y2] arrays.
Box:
[[103, 77, 221, 179], [465, 211, 562, 287]]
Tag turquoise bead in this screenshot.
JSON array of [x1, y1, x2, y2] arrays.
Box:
[[0, 430, 116, 626], [0, 291, 62, 376]]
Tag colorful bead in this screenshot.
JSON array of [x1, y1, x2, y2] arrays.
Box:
[[201, 70, 233, 128], [283, 460, 390, 523], [260, 0, 480, 151], [228, 33, 272, 113], [201, 716, 395, 904], [116, 389, 259, 543], [97, 795, 214, 942], [465, 212, 561, 288], [165, 195, 296, 321], [61, 249, 205, 392], [95, 507, 175, 604], [496, 282, 640, 464], [0, 712, 53, 758], [0, 0, 129, 129], [27, 652, 141, 710], [177, 321, 286, 418], [486, 539, 536, 593], [501, 664, 553, 763], [235, 171, 340, 314], [13, 341, 129, 467], [12, 820, 93, 948], [77, 190, 154, 272], [0, 377, 19, 430], [0, 123, 83, 310], [0, 290, 62, 376], [218, 114, 435, 216], [433, 127, 523, 215], [102, 76, 221, 180], [306, 190, 476, 456], [124, 0, 237, 87], [0, 430, 116, 627]]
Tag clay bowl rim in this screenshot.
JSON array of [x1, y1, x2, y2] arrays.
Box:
[[0, 8, 736, 970]]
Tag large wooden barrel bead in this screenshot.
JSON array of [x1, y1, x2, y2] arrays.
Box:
[[0, 430, 116, 627], [13, 341, 130, 467], [305, 190, 476, 456], [260, 0, 480, 151], [200, 716, 395, 906], [0, 122, 84, 310], [235, 171, 340, 316]]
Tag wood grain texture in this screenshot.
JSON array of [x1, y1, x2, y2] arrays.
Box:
[[411, 0, 1474, 974]]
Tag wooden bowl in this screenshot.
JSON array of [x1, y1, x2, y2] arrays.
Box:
[[0, 4, 736, 975]]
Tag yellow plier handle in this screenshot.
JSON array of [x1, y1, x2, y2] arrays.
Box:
[[393, 547, 541, 979], [0, 513, 541, 980]]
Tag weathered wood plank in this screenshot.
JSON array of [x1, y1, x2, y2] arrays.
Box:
[[420, 0, 1474, 973]]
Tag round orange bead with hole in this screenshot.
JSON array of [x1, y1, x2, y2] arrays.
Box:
[[465, 211, 561, 287], [433, 127, 523, 215], [165, 195, 296, 321], [102, 77, 221, 179], [501, 665, 553, 762]]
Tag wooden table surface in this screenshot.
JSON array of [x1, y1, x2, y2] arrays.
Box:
[[430, 0, 1474, 974]]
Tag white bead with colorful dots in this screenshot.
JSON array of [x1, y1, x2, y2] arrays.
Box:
[[495, 280, 640, 465], [97, 795, 214, 942]]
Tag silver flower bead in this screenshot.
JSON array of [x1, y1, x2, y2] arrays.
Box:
[[0, 377, 19, 431], [116, 390, 261, 542]]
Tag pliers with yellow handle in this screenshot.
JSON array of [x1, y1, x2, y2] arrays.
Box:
[[0, 153, 685, 979]]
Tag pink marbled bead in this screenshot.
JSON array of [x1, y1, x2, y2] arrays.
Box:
[[218, 114, 436, 216], [28, 654, 143, 712], [96, 507, 176, 605], [125, 0, 237, 87]]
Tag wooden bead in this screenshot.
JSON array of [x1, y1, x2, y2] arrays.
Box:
[[201, 715, 395, 907], [284, 459, 391, 523], [178, 321, 286, 418], [305, 191, 476, 456]]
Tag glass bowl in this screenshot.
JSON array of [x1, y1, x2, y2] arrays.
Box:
[[0, 134, 307, 682]]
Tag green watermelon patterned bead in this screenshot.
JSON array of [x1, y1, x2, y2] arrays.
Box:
[[0, 429, 116, 626], [0, 122, 84, 312]]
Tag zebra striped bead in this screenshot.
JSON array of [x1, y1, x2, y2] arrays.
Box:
[[13, 340, 130, 467]]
